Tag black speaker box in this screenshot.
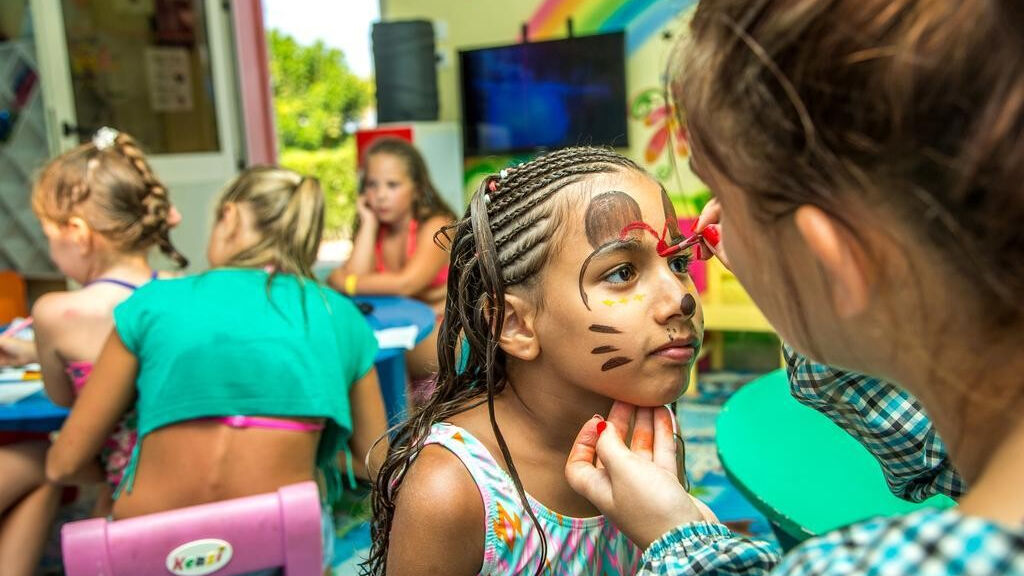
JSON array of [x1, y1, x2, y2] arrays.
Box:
[[372, 20, 439, 122]]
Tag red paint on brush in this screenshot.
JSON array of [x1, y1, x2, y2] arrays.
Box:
[[659, 234, 703, 258], [618, 220, 704, 258]]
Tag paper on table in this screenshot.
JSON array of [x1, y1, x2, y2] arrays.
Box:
[[373, 325, 419, 350], [0, 382, 43, 405], [0, 366, 41, 383]]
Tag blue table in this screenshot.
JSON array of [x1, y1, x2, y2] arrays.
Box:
[[0, 295, 434, 433], [354, 295, 435, 426], [0, 385, 68, 432]]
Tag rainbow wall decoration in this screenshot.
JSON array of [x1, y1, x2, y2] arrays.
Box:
[[526, 0, 696, 54]]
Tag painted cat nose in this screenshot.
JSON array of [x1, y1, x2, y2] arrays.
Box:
[[681, 294, 696, 319]]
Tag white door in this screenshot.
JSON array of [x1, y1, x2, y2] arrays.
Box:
[[32, 0, 242, 272]]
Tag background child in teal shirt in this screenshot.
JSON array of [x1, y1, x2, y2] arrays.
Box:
[[47, 167, 387, 570]]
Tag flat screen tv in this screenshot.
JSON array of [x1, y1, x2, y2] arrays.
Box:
[[459, 31, 628, 156]]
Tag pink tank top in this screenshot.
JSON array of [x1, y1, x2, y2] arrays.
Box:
[[374, 219, 449, 289], [60, 272, 156, 487], [65, 361, 138, 488]]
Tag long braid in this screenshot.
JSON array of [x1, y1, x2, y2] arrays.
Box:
[[365, 146, 644, 576], [112, 134, 189, 268]]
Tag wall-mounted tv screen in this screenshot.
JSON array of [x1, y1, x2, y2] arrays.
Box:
[[459, 31, 628, 156]]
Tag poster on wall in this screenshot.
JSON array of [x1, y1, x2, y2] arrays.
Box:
[[145, 47, 193, 112]]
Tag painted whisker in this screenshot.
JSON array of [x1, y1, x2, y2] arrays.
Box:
[[601, 357, 633, 371]]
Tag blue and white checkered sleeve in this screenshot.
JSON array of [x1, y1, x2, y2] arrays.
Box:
[[638, 523, 780, 575], [639, 511, 1024, 575], [783, 345, 965, 501]]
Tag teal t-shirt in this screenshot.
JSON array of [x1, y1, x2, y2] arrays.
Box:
[[113, 268, 378, 501]]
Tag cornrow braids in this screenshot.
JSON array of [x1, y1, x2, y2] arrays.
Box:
[[364, 146, 644, 576], [112, 134, 188, 268]]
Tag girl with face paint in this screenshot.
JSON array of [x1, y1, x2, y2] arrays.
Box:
[[367, 147, 704, 576]]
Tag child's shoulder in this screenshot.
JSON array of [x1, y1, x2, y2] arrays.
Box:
[[31, 290, 77, 328], [391, 441, 486, 570], [406, 441, 482, 509], [416, 213, 455, 234], [32, 289, 107, 327]]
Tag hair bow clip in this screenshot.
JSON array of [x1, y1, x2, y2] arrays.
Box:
[[92, 126, 120, 151]]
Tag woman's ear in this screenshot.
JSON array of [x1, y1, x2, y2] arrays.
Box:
[[793, 205, 871, 318], [498, 293, 539, 361]]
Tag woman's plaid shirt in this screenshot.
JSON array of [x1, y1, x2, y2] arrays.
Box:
[[637, 347, 1024, 575]]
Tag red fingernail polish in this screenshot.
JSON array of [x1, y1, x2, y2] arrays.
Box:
[[694, 244, 703, 260], [703, 225, 720, 247], [596, 421, 607, 435], [689, 220, 698, 232]]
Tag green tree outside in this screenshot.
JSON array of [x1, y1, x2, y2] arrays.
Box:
[[268, 30, 372, 237]]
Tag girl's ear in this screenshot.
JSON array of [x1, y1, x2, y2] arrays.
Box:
[[219, 202, 242, 240], [498, 293, 539, 361], [67, 216, 94, 256], [793, 205, 871, 318]]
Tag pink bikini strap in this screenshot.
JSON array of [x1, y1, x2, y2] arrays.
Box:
[[212, 415, 325, 432]]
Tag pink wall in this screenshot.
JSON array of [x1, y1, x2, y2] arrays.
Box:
[[232, 0, 277, 165]]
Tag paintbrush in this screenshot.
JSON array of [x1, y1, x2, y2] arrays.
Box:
[[658, 233, 704, 258]]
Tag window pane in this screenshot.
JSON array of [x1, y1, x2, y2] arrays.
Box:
[[61, 0, 220, 153]]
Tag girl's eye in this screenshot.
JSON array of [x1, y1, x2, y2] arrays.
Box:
[[668, 255, 691, 275], [604, 264, 636, 285]]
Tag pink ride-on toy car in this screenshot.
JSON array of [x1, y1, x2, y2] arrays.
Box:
[[61, 481, 323, 576]]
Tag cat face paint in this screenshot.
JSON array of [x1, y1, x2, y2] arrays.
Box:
[[528, 171, 702, 407], [577, 188, 690, 310], [578, 188, 699, 374]]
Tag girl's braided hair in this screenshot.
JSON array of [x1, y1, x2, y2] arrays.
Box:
[[32, 130, 187, 268]]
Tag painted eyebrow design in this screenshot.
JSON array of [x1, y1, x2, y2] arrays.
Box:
[[577, 236, 647, 309]]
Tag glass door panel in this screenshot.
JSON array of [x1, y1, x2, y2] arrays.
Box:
[[59, 0, 220, 153]]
